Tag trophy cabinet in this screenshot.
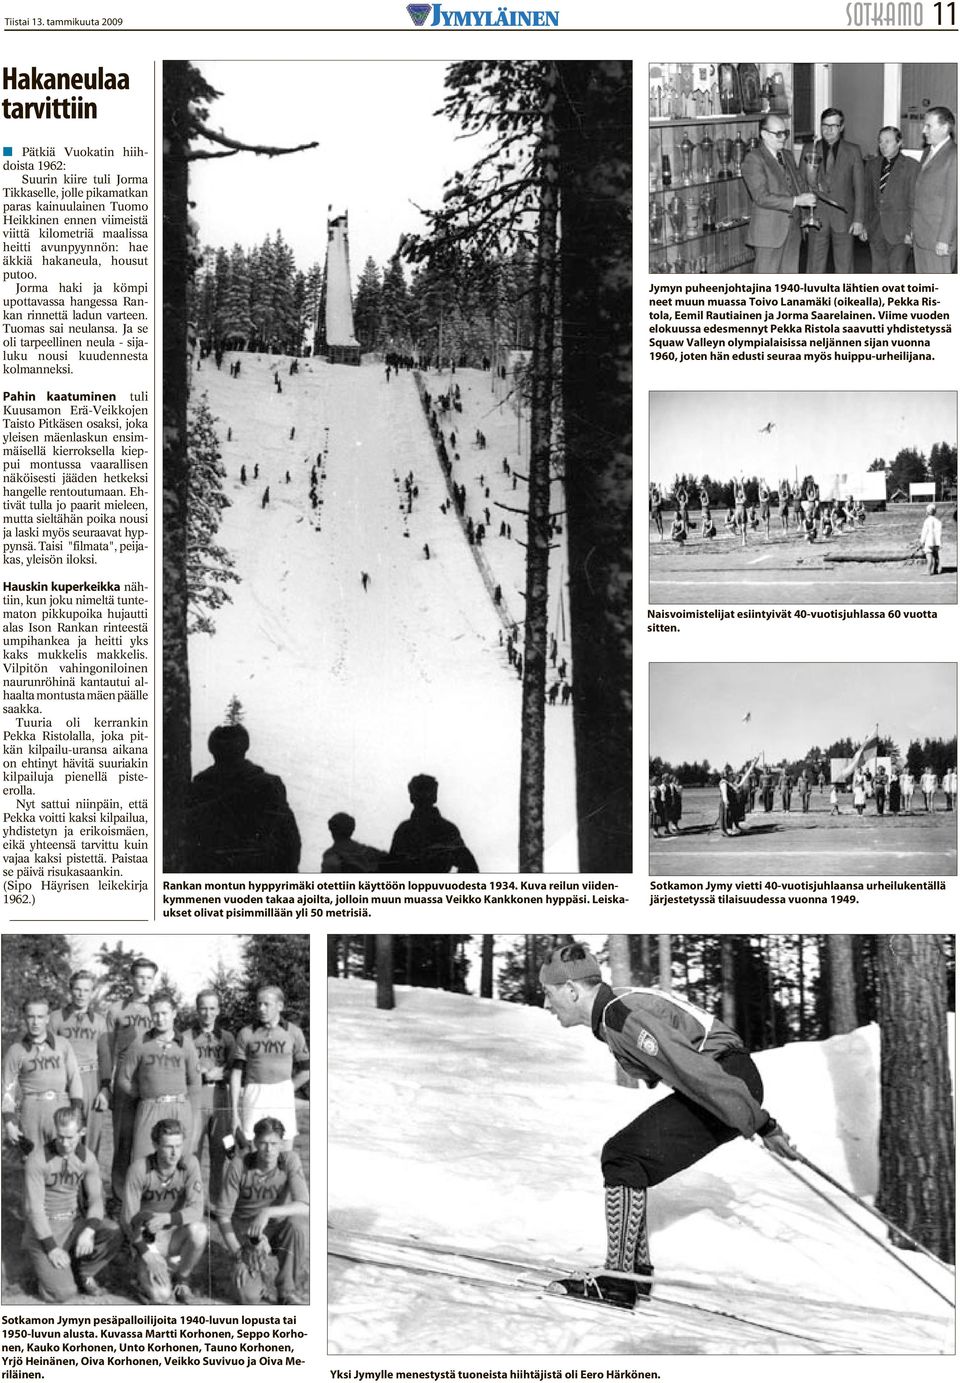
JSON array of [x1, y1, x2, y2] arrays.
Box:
[[649, 62, 794, 273]]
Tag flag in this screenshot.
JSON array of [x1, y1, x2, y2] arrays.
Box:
[[834, 731, 879, 783], [742, 712, 751, 724], [737, 754, 760, 790]]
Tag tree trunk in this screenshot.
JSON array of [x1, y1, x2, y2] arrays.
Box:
[[657, 934, 672, 991], [637, 934, 653, 987], [375, 936, 395, 1011], [720, 938, 736, 1029], [480, 936, 494, 999], [405, 935, 414, 987], [518, 62, 559, 872], [327, 936, 340, 977], [876, 935, 955, 1263], [556, 61, 632, 871], [162, 62, 194, 870], [524, 934, 540, 1005], [362, 935, 375, 980], [608, 935, 637, 1087], [797, 935, 806, 1041], [828, 935, 859, 1034]]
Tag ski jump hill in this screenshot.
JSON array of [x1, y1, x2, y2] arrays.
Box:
[[321, 211, 360, 366]]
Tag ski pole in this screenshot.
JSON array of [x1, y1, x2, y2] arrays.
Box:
[[763, 1148, 955, 1309], [789, 1147, 955, 1274]]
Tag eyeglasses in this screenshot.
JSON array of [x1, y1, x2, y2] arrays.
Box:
[[765, 129, 789, 139], [821, 121, 843, 129]]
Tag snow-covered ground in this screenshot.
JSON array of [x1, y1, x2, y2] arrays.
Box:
[[187, 354, 576, 871], [328, 978, 955, 1356]]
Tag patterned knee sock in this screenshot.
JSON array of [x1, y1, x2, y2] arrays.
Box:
[[604, 1184, 650, 1272]]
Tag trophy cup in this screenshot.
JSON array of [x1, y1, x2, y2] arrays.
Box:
[[698, 132, 715, 182], [680, 130, 695, 186], [700, 191, 718, 233], [667, 195, 686, 244], [733, 133, 748, 177], [649, 200, 665, 246], [685, 196, 702, 239], [800, 146, 823, 231], [716, 136, 733, 180]]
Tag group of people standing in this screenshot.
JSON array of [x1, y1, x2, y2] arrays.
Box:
[[743, 104, 956, 273], [652, 477, 867, 547]]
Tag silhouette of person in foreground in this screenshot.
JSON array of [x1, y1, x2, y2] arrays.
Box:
[[321, 813, 386, 872], [183, 725, 301, 873], [385, 774, 478, 873]]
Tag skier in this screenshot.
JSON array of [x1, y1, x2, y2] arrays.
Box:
[[261, 487, 270, 509], [540, 944, 797, 1310], [361, 571, 370, 592], [240, 465, 247, 485], [423, 543, 430, 561]]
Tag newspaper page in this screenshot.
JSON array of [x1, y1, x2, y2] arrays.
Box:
[[0, 0, 956, 1379]]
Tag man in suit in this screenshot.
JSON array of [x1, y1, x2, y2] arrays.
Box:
[[801, 108, 865, 273], [863, 126, 919, 272], [911, 106, 957, 273], [742, 115, 817, 273]]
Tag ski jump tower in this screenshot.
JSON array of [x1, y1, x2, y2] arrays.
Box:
[[318, 210, 361, 366]]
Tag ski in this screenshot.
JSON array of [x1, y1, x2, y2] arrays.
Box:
[[328, 1229, 854, 1350]]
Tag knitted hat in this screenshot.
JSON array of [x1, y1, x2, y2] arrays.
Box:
[[539, 944, 602, 988]]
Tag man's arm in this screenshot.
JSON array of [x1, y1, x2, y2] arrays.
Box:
[[23, 1153, 55, 1246], [743, 151, 805, 214], [214, 1156, 244, 1256]]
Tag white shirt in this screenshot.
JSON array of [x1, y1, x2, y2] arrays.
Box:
[[920, 515, 943, 548]]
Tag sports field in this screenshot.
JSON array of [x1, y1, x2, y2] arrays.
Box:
[[649, 786, 957, 877], [649, 506, 957, 605]]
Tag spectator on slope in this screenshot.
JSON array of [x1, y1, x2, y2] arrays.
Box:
[[321, 813, 387, 873], [385, 774, 478, 873], [182, 725, 301, 873]]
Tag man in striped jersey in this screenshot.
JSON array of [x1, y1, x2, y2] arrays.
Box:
[[230, 987, 309, 1152], [215, 1116, 309, 1305], [538, 944, 797, 1310], [188, 990, 235, 1204], [101, 957, 158, 1203], [22, 1105, 122, 1301], [122, 1117, 207, 1304], [49, 971, 108, 1156], [117, 993, 200, 1166], [2, 999, 83, 1152]]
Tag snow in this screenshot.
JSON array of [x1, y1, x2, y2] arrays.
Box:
[[327, 978, 955, 1357], [187, 354, 576, 871]]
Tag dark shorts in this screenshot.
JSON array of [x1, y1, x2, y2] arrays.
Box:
[[601, 1050, 764, 1191]]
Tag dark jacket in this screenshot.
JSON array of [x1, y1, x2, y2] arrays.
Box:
[[183, 760, 301, 872], [386, 806, 478, 873]]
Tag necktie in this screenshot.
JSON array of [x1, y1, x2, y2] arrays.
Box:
[[879, 157, 892, 199]]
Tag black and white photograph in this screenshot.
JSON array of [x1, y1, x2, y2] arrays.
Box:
[[648, 390, 958, 605], [162, 60, 632, 875], [649, 662, 958, 877], [1, 934, 310, 1306], [328, 933, 954, 1353], [649, 62, 957, 274]]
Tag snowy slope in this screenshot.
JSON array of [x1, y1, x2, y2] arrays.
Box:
[[187, 354, 576, 871], [327, 979, 954, 1356]]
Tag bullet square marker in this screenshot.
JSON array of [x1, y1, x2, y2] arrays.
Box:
[[3, 148, 12, 157]]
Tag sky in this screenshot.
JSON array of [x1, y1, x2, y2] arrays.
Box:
[[649, 392, 957, 487], [66, 934, 244, 1005], [187, 61, 479, 283], [649, 662, 957, 767]]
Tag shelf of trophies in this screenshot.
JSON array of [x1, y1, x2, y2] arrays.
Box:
[[649, 123, 780, 273]]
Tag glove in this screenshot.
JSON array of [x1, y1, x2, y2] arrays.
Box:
[[758, 1118, 799, 1160]]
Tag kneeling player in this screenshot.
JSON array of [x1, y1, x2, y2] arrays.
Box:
[[22, 1107, 122, 1302], [122, 1118, 207, 1304], [215, 1117, 309, 1306]]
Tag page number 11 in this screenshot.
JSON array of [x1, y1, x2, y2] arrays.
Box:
[[933, 2, 955, 22]]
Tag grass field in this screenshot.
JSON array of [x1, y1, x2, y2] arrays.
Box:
[[0, 1100, 310, 1305], [649, 506, 957, 605], [649, 786, 957, 877]]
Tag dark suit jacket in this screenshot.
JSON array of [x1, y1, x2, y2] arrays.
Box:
[[800, 137, 865, 227], [864, 152, 919, 244], [742, 145, 803, 248], [912, 138, 958, 251]]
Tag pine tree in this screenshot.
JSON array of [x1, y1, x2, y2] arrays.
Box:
[[186, 393, 239, 635], [353, 256, 383, 352], [380, 249, 411, 351]]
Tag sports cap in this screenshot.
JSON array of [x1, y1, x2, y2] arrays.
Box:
[[539, 944, 602, 988]]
